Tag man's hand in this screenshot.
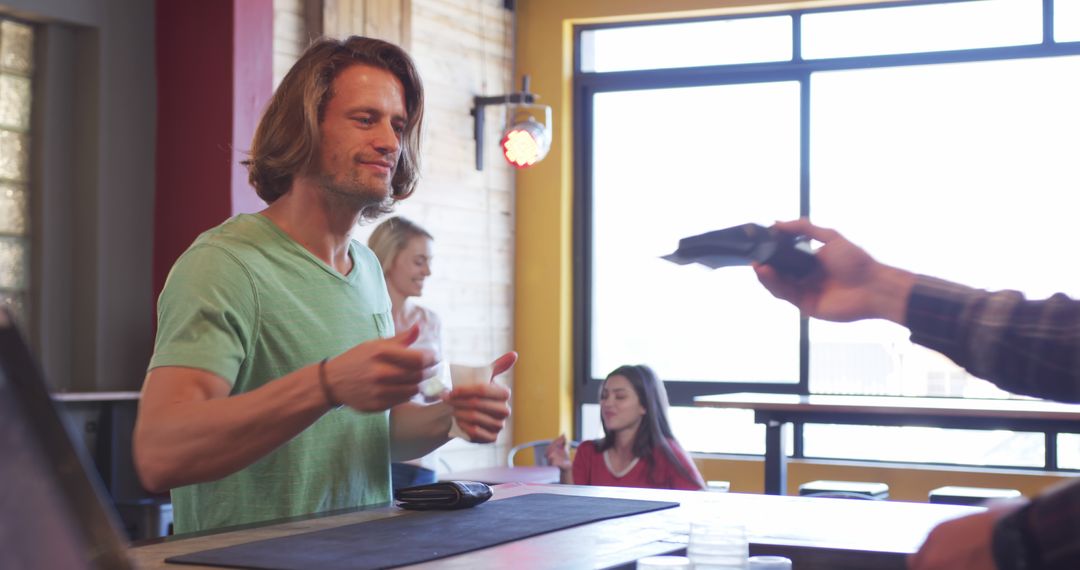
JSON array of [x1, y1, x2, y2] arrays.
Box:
[[753, 218, 917, 324], [324, 324, 439, 412], [908, 501, 1023, 570], [544, 434, 573, 470], [444, 352, 516, 443]]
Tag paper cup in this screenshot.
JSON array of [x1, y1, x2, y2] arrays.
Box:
[[446, 363, 495, 442], [449, 363, 494, 387]]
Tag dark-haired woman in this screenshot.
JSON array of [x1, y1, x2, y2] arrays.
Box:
[[546, 365, 706, 490]]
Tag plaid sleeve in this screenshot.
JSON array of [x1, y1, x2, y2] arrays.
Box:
[[994, 479, 1080, 570], [906, 276, 1080, 403]]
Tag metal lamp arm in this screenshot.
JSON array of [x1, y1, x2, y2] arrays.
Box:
[[471, 76, 539, 170]]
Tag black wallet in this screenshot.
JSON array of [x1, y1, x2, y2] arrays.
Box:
[[393, 480, 493, 511], [662, 222, 818, 278]]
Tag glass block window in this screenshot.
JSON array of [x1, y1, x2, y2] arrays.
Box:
[[0, 19, 32, 323]]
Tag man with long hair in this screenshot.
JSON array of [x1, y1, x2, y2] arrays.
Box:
[[133, 36, 516, 533]]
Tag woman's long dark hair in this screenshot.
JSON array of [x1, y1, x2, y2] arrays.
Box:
[[595, 364, 704, 489]]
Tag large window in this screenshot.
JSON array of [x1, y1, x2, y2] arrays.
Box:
[[575, 0, 1080, 469], [590, 82, 801, 385]]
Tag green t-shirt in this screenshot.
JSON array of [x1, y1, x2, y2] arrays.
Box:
[[149, 214, 395, 533]]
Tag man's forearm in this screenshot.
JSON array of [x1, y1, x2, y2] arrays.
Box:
[[907, 277, 1080, 402], [133, 365, 330, 492], [389, 401, 453, 461], [867, 264, 918, 324]]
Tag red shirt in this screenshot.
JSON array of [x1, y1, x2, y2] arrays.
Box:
[[572, 439, 704, 490]]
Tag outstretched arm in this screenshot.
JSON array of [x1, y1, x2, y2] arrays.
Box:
[[755, 220, 1080, 568], [755, 219, 1080, 402], [134, 365, 329, 493], [906, 278, 1080, 403], [753, 218, 916, 325], [134, 326, 435, 492]]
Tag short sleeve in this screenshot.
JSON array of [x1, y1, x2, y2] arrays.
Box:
[[149, 245, 258, 386], [572, 440, 596, 485]]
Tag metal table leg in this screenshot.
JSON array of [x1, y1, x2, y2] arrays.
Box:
[[764, 420, 789, 495]]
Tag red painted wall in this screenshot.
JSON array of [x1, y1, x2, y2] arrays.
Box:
[[153, 0, 272, 302]]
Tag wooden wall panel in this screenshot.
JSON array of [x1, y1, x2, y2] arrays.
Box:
[[323, 0, 410, 48], [272, 0, 319, 87]]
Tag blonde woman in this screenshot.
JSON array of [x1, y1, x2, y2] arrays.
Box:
[[369, 216, 444, 489]]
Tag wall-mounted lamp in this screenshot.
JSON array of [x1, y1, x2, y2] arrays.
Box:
[[472, 75, 552, 170]]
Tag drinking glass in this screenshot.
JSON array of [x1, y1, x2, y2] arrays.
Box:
[[686, 521, 749, 570]]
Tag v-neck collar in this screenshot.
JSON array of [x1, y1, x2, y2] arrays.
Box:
[[250, 214, 359, 282], [603, 449, 640, 478]]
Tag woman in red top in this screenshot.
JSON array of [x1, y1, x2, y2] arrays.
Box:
[[546, 364, 706, 490]]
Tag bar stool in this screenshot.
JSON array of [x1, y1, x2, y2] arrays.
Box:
[[507, 439, 580, 467], [706, 480, 731, 493], [928, 486, 1021, 506], [798, 480, 890, 500]]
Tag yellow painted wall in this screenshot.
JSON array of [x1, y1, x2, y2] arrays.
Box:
[[510, 0, 1075, 498]]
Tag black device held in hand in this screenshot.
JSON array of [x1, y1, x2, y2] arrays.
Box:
[[662, 223, 819, 278]]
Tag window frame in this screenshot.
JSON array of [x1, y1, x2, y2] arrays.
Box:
[[572, 0, 1080, 471]]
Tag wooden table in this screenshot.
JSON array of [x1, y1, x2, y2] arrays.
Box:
[[440, 465, 560, 485], [129, 483, 981, 569], [695, 392, 1080, 495]]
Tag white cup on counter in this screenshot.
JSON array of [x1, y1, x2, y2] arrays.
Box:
[[636, 555, 691, 569], [748, 555, 792, 569]]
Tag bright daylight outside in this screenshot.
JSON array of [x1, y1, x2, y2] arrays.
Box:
[[585, 0, 1080, 467]]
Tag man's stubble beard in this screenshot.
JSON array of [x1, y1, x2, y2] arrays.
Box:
[[317, 169, 395, 221]]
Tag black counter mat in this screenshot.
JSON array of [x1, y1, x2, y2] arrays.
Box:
[[166, 493, 679, 569]]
